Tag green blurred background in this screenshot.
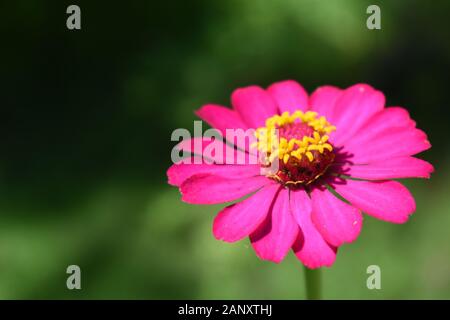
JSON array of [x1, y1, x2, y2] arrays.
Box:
[[1, 0, 449, 299]]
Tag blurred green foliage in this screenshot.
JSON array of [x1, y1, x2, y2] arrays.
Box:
[[0, 0, 449, 299]]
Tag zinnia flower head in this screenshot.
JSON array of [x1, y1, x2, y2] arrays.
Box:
[[168, 80, 433, 269]]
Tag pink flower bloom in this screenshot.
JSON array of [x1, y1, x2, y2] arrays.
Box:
[[167, 80, 433, 269]]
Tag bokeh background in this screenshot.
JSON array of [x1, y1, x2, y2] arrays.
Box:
[[1, 0, 449, 299]]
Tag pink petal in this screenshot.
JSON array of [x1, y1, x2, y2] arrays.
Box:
[[290, 189, 336, 269], [213, 184, 279, 242], [231, 85, 278, 128], [195, 104, 248, 135], [340, 107, 416, 156], [267, 80, 309, 113], [342, 127, 431, 164], [310, 187, 363, 247], [180, 174, 270, 204], [175, 137, 255, 165], [250, 188, 298, 263], [338, 157, 434, 180], [167, 161, 261, 187], [195, 104, 254, 152], [309, 85, 343, 121], [331, 84, 385, 147], [331, 179, 416, 224], [343, 107, 415, 147]]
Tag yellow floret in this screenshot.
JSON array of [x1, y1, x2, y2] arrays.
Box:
[[252, 110, 336, 163]]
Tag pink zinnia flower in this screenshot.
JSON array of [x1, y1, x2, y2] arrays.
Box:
[[167, 80, 433, 269]]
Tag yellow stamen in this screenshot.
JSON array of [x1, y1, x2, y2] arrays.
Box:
[[252, 110, 336, 163]]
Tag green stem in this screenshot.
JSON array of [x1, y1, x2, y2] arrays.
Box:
[[304, 267, 321, 300]]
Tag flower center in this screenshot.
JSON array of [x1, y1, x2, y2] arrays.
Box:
[[253, 111, 336, 187]]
